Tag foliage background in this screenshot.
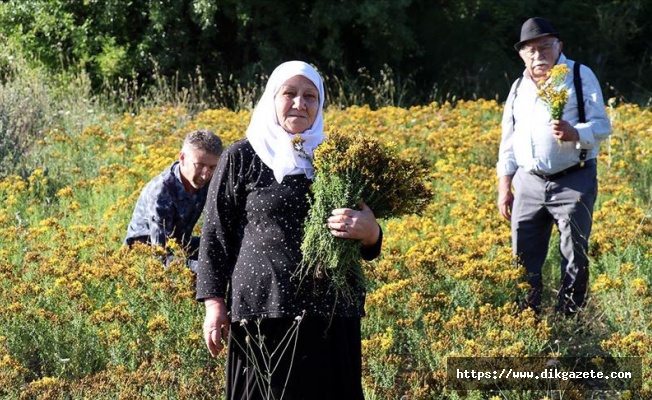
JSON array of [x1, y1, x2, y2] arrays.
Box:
[[2, 59, 652, 398], [2, 1, 652, 399], [1, 0, 651, 108]]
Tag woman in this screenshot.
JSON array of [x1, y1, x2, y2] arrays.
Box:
[[195, 60, 382, 399]]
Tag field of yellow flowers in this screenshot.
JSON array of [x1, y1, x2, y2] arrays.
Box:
[[1, 100, 651, 399]]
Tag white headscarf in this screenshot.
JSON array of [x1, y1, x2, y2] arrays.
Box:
[[246, 61, 325, 183]]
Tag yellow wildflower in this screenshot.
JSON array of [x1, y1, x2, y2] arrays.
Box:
[[537, 64, 570, 120], [147, 315, 170, 334]]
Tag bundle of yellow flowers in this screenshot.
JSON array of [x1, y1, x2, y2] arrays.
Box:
[[537, 63, 571, 120], [298, 129, 432, 300]]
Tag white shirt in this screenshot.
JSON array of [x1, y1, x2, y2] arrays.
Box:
[[497, 54, 611, 177]]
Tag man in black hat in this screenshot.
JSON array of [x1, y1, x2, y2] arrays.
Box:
[[496, 17, 611, 315]]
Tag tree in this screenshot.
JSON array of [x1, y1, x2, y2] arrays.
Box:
[[0, 0, 650, 107]]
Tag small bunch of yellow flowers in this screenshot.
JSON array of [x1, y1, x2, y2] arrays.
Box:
[[537, 63, 571, 120]]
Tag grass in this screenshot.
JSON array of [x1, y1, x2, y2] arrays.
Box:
[[1, 48, 652, 399]]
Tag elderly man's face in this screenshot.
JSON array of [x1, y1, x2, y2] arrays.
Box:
[[274, 75, 320, 134], [519, 36, 563, 83]]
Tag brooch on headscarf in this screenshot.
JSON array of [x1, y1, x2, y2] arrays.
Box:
[[291, 134, 310, 159]]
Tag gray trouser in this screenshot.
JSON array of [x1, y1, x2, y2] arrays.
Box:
[[511, 162, 597, 313]]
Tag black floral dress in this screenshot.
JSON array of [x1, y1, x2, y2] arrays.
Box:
[[196, 139, 382, 400]]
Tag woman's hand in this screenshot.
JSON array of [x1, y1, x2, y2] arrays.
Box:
[[203, 297, 230, 357], [327, 201, 380, 246]]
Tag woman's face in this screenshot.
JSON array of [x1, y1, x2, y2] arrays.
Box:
[[274, 75, 320, 134]]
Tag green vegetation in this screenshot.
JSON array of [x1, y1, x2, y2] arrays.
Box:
[[1, 0, 651, 108], [1, 3, 652, 398]]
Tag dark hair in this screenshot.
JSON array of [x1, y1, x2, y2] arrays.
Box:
[[183, 129, 223, 155]]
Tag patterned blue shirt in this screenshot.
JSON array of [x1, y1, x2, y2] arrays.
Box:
[[124, 161, 208, 253]]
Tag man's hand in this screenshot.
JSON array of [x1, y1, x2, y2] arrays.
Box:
[[552, 120, 579, 142], [497, 175, 514, 221], [203, 298, 230, 357]]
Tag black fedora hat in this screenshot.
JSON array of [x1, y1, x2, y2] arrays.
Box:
[[514, 17, 559, 50]]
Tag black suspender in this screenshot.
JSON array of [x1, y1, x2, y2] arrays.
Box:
[[573, 62, 585, 123], [511, 76, 523, 128], [573, 62, 588, 164]]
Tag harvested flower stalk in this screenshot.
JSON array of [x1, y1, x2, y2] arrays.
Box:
[[298, 129, 432, 300]]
